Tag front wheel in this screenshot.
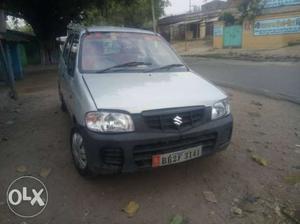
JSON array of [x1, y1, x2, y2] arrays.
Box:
[[70, 128, 95, 177]]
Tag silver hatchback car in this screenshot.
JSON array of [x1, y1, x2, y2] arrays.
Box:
[[58, 26, 233, 176]]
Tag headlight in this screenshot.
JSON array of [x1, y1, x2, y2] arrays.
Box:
[[211, 99, 230, 120], [85, 111, 134, 133]]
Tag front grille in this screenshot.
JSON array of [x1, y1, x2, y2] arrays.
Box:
[[143, 106, 210, 131], [133, 133, 217, 168], [102, 148, 123, 167]]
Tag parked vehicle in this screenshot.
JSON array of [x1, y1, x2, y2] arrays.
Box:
[[58, 26, 233, 176]]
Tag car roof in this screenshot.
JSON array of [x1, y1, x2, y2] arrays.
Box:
[[77, 26, 156, 35]]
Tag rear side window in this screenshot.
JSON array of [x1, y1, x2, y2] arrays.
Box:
[[67, 35, 79, 75]]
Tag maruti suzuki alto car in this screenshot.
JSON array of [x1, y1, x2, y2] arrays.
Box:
[[58, 26, 233, 176]]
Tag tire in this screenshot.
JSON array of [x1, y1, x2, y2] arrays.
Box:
[[70, 128, 95, 177]]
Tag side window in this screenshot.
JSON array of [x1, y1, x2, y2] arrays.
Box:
[[63, 35, 73, 63], [67, 35, 79, 76]]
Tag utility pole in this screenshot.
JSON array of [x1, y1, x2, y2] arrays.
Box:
[[185, 0, 192, 51], [151, 0, 157, 33]]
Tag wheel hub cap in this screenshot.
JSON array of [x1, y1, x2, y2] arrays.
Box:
[[72, 132, 87, 169]]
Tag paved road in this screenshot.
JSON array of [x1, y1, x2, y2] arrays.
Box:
[[183, 57, 300, 103]]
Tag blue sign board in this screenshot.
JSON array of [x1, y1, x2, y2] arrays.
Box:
[[214, 25, 223, 36], [263, 0, 300, 8], [254, 17, 300, 35]]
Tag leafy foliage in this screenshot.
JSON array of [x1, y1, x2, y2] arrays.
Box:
[[3, 0, 168, 42], [82, 0, 169, 29], [219, 12, 236, 26], [239, 0, 263, 22], [3, 0, 168, 63]]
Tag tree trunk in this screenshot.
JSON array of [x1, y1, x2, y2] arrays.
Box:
[[39, 39, 58, 65]]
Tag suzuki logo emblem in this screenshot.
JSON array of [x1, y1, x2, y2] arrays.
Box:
[[173, 115, 183, 126]]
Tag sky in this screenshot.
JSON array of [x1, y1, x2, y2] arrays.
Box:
[[164, 0, 209, 16], [6, 16, 24, 29]]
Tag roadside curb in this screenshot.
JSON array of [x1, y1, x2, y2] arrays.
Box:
[[181, 54, 300, 62]]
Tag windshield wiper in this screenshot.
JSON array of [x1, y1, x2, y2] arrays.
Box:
[[146, 63, 185, 72], [95, 61, 152, 73]]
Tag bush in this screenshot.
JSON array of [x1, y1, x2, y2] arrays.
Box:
[[239, 0, 263, 22]]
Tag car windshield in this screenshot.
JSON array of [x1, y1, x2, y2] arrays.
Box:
[[80, 32, 187, 73]]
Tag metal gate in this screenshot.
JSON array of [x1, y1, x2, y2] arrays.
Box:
[[223, 25, 242, 48]]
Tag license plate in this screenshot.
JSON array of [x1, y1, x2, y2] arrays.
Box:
[[152, 145, 202, 167]]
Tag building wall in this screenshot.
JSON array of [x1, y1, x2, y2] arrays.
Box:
[[213, 21, 224, 48], [213, 11, 300, 49], [243, 11, 300, 49]]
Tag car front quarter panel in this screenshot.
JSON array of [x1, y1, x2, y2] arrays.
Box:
[[72, 71, 98, 126]]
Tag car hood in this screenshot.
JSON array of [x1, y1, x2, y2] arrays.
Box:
[[82, 71, 226, 113]]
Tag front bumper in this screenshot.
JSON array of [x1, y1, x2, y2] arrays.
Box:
[[80, 115, 233, 174]]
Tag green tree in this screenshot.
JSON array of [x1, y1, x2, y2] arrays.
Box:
[[219, 12, 236, 26], [82, 0, 169, 29], [239, 0, 263, 22], [2, 0, 168, 64]]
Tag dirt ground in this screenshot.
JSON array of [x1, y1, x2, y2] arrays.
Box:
[[172, 40, 300, 62], [0, 69, 300, 224]]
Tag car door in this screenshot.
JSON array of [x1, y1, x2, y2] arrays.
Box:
[[59, 34, 73, 110]]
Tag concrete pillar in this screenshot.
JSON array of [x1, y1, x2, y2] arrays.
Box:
[[200, 21, 206, 39], [170, 25, 174, 42]]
